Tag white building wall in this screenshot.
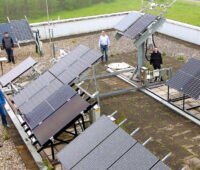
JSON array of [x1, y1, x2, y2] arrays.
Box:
[[30, 11, 200, 46]]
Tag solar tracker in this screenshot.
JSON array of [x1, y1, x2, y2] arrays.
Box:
[[13, 71, 55, 107], [57, 116, 118, 169], [166, 58, 200, 100], [10, 19, 34, 42], [114, 12, 142, 32], [0, 23, 17, 44], [19, 78, 63, 115], [124, 14, 157, 39], [0, 57, 37, 87], [57, 116, 170, 170], [49, 45, 101, 84], [33, 94, 89, 146], [23, 85, 77, 130]]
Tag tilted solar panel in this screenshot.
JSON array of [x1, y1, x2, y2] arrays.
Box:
[[57, 116, 118, 170], [0, 57, 37, 87], [13, 71, 55, 107], [19, 78, 63, 115], [124, 14, 157, 39], [114, 12, 142, 32], [10, 19, 34, 42], [108, 143, 159, 170], [72, 129, 137, 170], [0, 23, 17, 44], [166, 58, 200, 100], [33, 94, 89, 146], [23, 85, 76, 130]]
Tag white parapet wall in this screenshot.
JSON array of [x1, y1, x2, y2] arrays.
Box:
[[30, 11, 200, 46]]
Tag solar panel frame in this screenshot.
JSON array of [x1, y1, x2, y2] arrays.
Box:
[[114, 12, 142, 32], [33, 94, 89, 146], [124, 14, 157, 39], [57, 116, 118, 170], [0, 57, 37, 87], [151, 161, 171, 170]]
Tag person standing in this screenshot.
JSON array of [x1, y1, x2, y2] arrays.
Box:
[[2, 32, 15, 64], [150, 47, 163, 81], [99, 31, 110, 63], [0, 89, 9, 128]]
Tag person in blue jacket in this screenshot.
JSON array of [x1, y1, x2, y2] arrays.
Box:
[[0, 89, 9, 128]]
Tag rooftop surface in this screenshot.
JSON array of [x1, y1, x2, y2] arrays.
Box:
[[0, 31, 200, 170]]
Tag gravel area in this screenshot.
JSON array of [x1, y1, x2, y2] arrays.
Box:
[[0, 125, 26, 170]]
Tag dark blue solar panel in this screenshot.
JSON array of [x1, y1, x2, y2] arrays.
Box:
[[0, 23, 17, 44], [10, 19, 34, 42]]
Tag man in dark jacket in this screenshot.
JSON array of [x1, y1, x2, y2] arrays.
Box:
[[150, 47, 163, 81], [2, 32, 15, 64], [0, 89, 9, 128]]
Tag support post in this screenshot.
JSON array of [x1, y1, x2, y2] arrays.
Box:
[[137, 42, 145, 76]]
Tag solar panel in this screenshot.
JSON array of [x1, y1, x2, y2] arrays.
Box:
[[10, 19, 34, 42], [114, 12, 142, 32], [33, 94, 89, 146], [57, 116, 170, 170], [166, 58, 200, 100], [19, 78, 63, 115], [0, 23, 17, 44], [23, 85, 77, 130], [57, 116, 118, 169], [49, 45, 101, 84], [72, 129, 137, 170], [124, 14, 157, 39], [0, 57, 37, 87], [49, 45, 90, 77], [13, 71, 55, 107], [108, 143, 158, 170]]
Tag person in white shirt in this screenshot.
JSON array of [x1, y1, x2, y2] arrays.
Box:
[[98, 31, 110, 63]]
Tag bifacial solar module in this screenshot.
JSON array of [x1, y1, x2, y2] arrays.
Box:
[[0, 23, 17, 44], [114, 12, 142, 32], [0, 57, 36, 87], [10, 19, 34, 42], [49, 45, 101, 84], [13, 71, 55, 107], [166, 58, 200, 100], [57, 116, 170, 170], [19, 78, 63, 115], [57, 116, 118, 169], [33, 94, 89, 146], [23, 85, 76, 130], [124, 14, 157, 39]]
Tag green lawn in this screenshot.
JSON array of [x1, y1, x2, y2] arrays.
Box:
[[31, 0, 200, 26]]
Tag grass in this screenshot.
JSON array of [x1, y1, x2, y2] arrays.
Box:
[[30, 0, 200, 26]]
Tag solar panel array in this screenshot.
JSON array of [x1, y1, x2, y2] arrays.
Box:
[[166, 58, 200, 100], [0, 19, 34, 45], [12, 45, 100, 146], [0, 57, 37, 87], [57, 116, 170, 170], [115, 13, 157, 40]]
